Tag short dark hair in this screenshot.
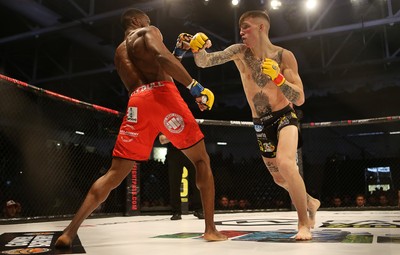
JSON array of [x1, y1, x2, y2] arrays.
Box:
[[121, 8, 146, 29], [239, 10, 270, 26]]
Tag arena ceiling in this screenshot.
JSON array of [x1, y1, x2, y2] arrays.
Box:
[[1, 0, 399, 117]]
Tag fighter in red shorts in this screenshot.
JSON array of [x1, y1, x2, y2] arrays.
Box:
[[55, 8, 227, 248], [113, 81, 205, 161]]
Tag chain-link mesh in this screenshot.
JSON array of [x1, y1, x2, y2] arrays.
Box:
[[141, 124, 291, 212], [0, 76, 125, 219], [200, 124, 290, 211], [146, 119, 400, 211], [302, 120, 400, 208], [1, 75, 399, 222]]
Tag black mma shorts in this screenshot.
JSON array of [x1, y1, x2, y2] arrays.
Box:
[[252, 104, 302, 158]]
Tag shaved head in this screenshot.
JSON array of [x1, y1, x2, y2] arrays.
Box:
[[239, 10, 270, 27]]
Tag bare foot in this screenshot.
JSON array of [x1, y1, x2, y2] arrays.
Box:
[[203, 230, 228, 241], [55, 234, 73, 248], [307, 198, 320, 229], [294, 225, 312, 240]]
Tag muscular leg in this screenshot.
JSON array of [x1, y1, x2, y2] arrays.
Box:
[[187, 160, 203, 213], [264, 126, 315, 240], [182, 140, 227, 241], [264, 160, 320, 229], [55, 158, 135, 248]]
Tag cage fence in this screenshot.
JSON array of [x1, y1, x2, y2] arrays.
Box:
[[301, 120, 400, 208], [1, 75, 399, 222]]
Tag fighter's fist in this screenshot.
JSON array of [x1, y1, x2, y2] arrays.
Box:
[[173, 33, 193, 59], [190, 32, 211, 53], [261, 58, 285, 86], [187, 79, 215, 110]]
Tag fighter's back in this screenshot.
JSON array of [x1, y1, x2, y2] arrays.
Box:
[[114, 26, 173, 94]]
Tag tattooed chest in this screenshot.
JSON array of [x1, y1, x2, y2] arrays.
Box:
[[242, 50, 274, 116], [243, 50, 270, 89], [252, 91, 272, 117], [241, 81, 275, 117]]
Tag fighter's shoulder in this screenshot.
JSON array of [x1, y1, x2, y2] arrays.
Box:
[[145, 25, 160, 32], [139, 25, 161, 36], [115, 42, 126, 58], [279, 47, 296, 60], [126, 26, 160, 38], [227, 43, 247, 51], [278, 48, 299, 71], [225, 43, 247, 55], [137, 26, 163, 41]]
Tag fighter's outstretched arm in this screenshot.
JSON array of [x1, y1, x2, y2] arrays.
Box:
[[193, 43, 243, 68], [143, 27, 215, 111], [143, 26, 193, 86]]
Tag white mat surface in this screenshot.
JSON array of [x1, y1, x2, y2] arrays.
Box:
[[1, 210, 399, 255]]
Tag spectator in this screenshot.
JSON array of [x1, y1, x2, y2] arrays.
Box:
[[228, 199, 238, 210], [3, 200, 21, 218], [216, 195, 229, 210], [354, 194, 366, 207], [331, 196, 343, 208], [238, 199, 250, 210], [378, 194, 389, 206]]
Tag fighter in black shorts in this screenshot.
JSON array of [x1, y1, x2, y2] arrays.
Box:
[[188, 9, 320, 240], [253, 104, 302, 158]]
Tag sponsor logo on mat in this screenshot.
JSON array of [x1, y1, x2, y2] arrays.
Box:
[[0, 232, 85, 254], [153, 230, 374, 243]]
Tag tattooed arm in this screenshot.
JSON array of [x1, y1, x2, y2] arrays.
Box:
[[279, 50, 305, 106], [193, 44, 243, 68]]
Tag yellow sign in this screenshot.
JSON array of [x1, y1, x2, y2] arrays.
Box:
[[180, 167, 188, 200]]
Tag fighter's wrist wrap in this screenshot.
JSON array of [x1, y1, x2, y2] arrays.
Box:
[[173, 47, 186, 59], [273, 73, 285, 87], [186, 79, 203, 97]]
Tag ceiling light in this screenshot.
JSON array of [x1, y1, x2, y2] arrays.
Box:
[[270, 0, 282, 10], [305, 0, 318, 10], [232, 0, 240, 6]]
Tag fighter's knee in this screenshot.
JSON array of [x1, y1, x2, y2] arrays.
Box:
[[192, 157, 212, 185], [275, 156, 295, 171], [192, 154, 210, 168], [272, 175, 285, 186], [193, 160, 209, 173], [275, 159, 287, 171], [103, 171, 125, 189], [276, 159, 297, 182]]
